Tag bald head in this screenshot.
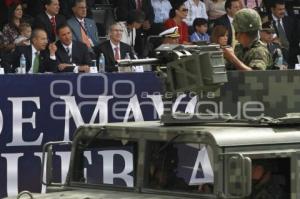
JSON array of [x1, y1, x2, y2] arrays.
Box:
[[31, 29, 48, 51]]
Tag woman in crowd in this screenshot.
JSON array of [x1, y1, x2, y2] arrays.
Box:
[[164, 1, 190, 44], [184, 0, 208, 26], [211, 25, 228, 47], [211, 25, 235, 70], [120, 10, 145, 47], [204, 0, 226, 21], [2, 2, 26, 52]]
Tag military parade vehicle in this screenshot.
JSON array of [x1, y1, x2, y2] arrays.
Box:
[[7, 43, 300, 199]]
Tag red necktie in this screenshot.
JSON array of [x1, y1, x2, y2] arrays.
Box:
[[50, 16, 56, 36], [136, 0, 142, 10], [4, 0, 17, 6], [114, 47, 120, 61]]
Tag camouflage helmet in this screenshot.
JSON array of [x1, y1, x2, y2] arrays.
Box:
[[233, 8, 262, 33]]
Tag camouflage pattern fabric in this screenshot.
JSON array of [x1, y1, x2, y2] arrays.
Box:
[[249, 179, 286, 199], [234, 40, 273, 70], [233, 8, 262, 33]]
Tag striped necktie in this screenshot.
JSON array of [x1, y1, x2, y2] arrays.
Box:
[[276, 19, 289, 50], [65, 47, 72, 62]]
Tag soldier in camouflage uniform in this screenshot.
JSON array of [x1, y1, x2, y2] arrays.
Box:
[[248, 160, 288, 199], [223, 8, 273, 71]]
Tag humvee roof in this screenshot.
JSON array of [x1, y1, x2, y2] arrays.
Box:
[[88, 121, 300, 147]]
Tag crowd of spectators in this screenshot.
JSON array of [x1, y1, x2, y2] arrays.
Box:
[[0, 0, 299, 73]]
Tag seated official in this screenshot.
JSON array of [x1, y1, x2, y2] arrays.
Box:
[[67, 0, 99, 54], [8, 28, 57, 73], [144, 27, 179, 58], [53, 24, 91, 73], [94, 23, 135, 72], [160, 26, 180, 44]]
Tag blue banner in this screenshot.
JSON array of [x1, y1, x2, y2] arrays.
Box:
[[0, 73, 162, 198]]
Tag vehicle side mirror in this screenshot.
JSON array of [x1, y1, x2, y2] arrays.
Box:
[[41, 141, 72, 187], [225, 154, 252, 197], [46, 145, 53, 185]]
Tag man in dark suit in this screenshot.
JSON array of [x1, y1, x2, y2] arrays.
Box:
[[8, 29, 57, 73], [33, 0, 66, 42], [23, 0, 44, 18], [95, 23, 135, 72], [214, 0, 241, 47], [270, 0, 300, 69], [113, 0, 137, 21], [54, 24, 91, 73]]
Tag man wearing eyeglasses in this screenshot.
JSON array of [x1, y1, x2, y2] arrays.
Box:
[[94, 23, 135, 72], [164, 1, 190, 44], [67, 0, 99, 55]]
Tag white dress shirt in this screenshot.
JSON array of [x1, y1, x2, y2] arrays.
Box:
[[184, 0, 208, 26], [46, 12, 54, 21], [151, 0, 172, 23], [119, 22, 136, 46], [77, 17, 87, 32], [228, 15, 233, 24]]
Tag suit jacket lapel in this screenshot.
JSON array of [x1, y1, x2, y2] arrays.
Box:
[[61, 41, 71, 62], [71, 42, 78, 63], [120, 43, 126, 59], [27, 46, 33, 71], [39, 52, 44, 72], [226, 16, 232, 32], [43, 12, 52, 34], [282, 17, 289, 39], [272, 20, 279, 35], [71, 18, 82, 41], [107, 41, 115, 64]]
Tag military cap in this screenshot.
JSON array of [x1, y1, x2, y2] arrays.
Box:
[[233, 8, 262, 33], [261, 21, 275, 33], [159, 27, 180, 38]]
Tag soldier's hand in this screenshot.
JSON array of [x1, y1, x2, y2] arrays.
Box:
[[279, 64, 288, 70], [222, 47, 235, 61]]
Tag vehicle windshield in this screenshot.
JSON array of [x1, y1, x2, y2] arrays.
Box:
[[145, 141, 214, 194], [70, 138, 138, 188], [250, 158, 290, 199]]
